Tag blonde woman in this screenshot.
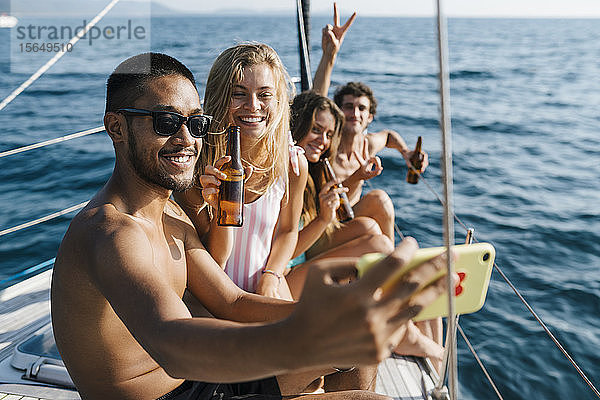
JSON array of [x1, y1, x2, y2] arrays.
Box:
[[176, 43, 306, 300]]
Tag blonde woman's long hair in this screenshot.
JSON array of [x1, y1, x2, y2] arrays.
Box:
[[201, 42, 295, 197], [290, 91, 344, 239]]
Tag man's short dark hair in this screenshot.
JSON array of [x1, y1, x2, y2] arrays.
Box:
[[333, 81, 377, 116], [105, 52, 196, 113]]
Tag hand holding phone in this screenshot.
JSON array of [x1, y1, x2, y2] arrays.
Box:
[[356, 243, 495, 321]]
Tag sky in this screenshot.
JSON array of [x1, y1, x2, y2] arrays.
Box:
[[153, 0, 600, 18]]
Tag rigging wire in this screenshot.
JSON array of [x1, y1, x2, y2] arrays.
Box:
[[0, 126, 105, 159], [0, 0, 121, 112], [489, 258, 600, 398], [457, 324, 504, 400], [0, 201, 88, 238], [402, 162, 600, 398], [434, 230, 476, 399]]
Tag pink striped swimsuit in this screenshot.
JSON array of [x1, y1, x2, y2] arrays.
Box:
[[224, 179, 285, 292]]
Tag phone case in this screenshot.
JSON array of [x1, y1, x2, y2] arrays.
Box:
[[356, 243, 495, 321]]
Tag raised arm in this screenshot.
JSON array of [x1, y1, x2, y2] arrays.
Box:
[[312, 3, 357, 96], [366, 130, 429, 173]]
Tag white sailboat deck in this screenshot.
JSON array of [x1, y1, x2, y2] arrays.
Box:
[[0, 271, 436, 400]]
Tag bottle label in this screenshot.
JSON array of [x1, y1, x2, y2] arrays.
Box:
[[221, 173, 244, 182], [221, 169, 244, 182]]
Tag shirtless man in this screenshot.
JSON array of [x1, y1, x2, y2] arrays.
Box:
[[331, 82, 429, 204], [51, 52, 449, 400], [312, 6, 429, 207]]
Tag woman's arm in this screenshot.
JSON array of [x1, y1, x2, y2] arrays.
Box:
[[256, 154, 308, 298], [201, 213, 234, 268], [293, 179, 348, 258]]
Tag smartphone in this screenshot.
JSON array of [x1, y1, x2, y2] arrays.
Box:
[[356, 243, 495, 321]]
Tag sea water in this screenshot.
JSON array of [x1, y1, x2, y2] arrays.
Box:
[[0, 15, 598, 400]]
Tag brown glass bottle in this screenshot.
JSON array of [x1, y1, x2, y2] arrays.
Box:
[[321, 158, 354, 223], [406, 136, 423, 184], [217, 126, 244, 226]]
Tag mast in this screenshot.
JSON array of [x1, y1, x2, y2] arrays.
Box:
[[296, 0, 312, 91]]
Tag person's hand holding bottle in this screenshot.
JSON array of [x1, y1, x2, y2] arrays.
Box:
[[317, 179, 348, 224]]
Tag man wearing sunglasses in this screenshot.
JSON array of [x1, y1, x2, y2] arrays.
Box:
[[51, 52, 449, 400]]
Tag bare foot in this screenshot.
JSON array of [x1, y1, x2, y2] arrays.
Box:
[[393, 321, 444, 372]]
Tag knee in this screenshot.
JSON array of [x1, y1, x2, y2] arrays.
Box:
[[364, 190, 394, 219], [353, 216, 383, 237], [363, 233, 394, 254]]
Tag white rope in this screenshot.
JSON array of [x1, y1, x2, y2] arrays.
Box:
[[0, 0, 121, 112], [0, 201, 88, 237], [0, 126, 104, 158]]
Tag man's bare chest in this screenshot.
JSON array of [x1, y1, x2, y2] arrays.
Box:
[[333, 155, 360, 180]]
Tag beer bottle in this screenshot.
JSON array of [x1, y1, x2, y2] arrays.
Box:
[[217, 126, 244, 226], [406, 136, 423, 184], [322, 158, 354, 223]]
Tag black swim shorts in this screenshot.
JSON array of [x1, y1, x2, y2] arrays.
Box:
[[156, 377, 282, 400]]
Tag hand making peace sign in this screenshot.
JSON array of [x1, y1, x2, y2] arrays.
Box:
[[321, 3, 357, 57]]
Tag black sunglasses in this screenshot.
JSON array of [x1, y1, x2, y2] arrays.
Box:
[[117, 108, 212, 138]]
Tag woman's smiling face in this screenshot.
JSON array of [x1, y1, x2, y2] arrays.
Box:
[[229, 63, 278, 140], [297, 109, 336, 163]]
